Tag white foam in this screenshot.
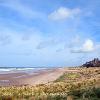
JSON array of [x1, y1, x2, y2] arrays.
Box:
[[0, 67, 48, 74], [0, 80, 9, 82]]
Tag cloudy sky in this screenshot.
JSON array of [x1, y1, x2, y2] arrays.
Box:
[[0, 0, 100, 67]]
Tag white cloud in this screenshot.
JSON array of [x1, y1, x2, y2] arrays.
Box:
[[36, 37, 64, 50], [82, 39, 94, 52], [0, 0, 45, 20], [0, 34, 11, 46], [71, 39, 94, 53], [48, 7, 81, 21]]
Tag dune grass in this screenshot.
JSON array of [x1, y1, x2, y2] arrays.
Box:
[[55, 73, 80, 82], [0, 67, 100, 100]]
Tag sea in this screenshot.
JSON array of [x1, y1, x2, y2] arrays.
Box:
[[0, 67, 48, 74], [0, 67, 59, 74]]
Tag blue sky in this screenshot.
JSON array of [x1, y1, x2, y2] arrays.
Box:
[[0, 0, 100, 67]]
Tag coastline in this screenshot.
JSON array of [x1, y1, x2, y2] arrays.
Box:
[[0, 68, 65, 86]]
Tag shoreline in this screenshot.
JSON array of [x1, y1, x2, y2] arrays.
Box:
[[0, 68, 65, 86]]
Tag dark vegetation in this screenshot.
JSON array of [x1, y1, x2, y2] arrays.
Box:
[[82, 58, 100, 68]]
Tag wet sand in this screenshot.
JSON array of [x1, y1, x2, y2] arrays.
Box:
[[0, 68, 65, 86]]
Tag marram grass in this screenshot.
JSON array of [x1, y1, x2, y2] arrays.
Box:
[[0, 67, 100, 100]]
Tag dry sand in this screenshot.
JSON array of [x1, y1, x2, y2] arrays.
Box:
[[0, 68, 66, 86]]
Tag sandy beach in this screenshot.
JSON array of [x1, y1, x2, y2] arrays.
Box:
[[0, 68, 65, 86]]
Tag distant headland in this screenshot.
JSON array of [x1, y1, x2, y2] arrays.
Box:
[[82, 58, 100, 68]]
